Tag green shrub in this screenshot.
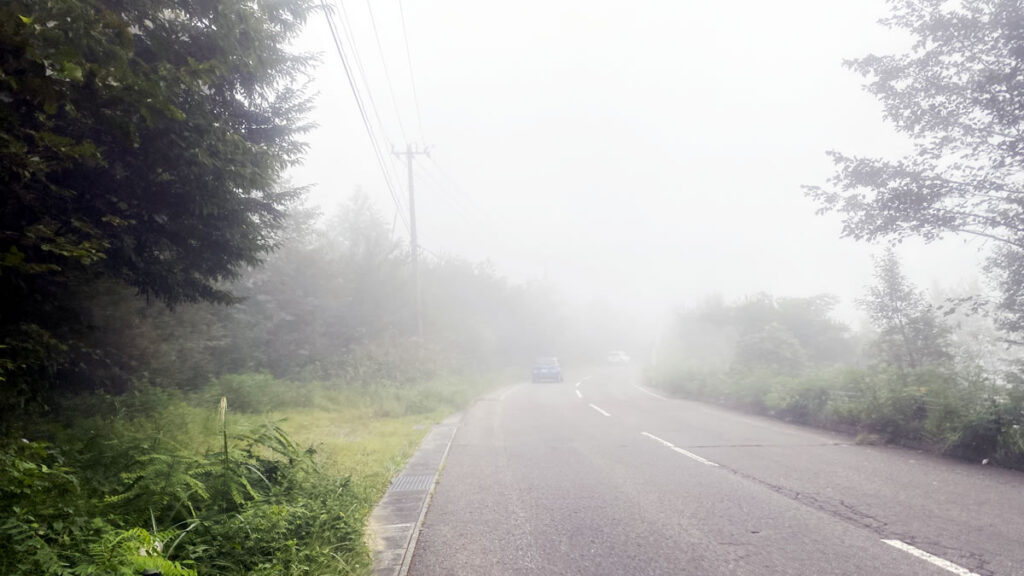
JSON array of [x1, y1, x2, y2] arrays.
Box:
[[944, 390, 1024, 465], [764, 378, 831, 425], [1, 404, 366, 575], [203, 373, 318, 414], [0, 439, 194, 576], [860, 376, 927, 442], [650, 367, 724, 400], [946, 402, 1004, 460], [654, 358, 1024, 469], [2, 369, 494, 575]]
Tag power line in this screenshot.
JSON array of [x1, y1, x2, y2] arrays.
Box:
[[397, 0, 425, 138], [335, 0, 394, 149], [413, 158, 480, 233], [333, 0, 409, 216], [421, 155, 500, 229], [365, 0, 409, 143], [320, 1, 410, 234]]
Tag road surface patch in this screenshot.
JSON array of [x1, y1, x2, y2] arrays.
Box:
[[589, 403, 611, 417], [882, 540, 981, 576], [641, 431, 719, 467]]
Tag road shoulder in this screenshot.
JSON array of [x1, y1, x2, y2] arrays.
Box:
[[367, 412, 461, 576]]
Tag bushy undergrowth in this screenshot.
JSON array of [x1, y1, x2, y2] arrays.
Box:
[[651, 364, 1024, 468], [1, 373, 489, 575], [203, 372, 489, 419]]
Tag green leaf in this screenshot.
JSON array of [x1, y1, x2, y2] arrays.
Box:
[[60, 61, 83, 83], [18, 14, 32, 24]]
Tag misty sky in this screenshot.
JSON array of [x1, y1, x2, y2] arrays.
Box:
[[291, 0, 990, 328]]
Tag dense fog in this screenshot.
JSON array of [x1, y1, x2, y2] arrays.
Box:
[[3, 1, 1024, 574]]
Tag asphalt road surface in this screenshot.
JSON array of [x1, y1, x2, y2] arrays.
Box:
[[408, 368, 1024, 576]]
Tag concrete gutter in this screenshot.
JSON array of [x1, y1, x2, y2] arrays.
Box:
[[367, 412, 461, 576]]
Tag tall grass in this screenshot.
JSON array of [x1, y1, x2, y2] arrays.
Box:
[[1, 372, 493, 575]]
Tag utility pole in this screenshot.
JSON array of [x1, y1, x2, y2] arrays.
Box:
[[394, 144, 429, 339]]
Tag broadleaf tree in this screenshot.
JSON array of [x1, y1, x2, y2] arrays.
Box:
[[859, 249, 951, 371], [0, 0, 316, 396], [806, 0, 1024, 337]]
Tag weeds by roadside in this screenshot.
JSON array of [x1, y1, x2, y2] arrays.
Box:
[[649, 365, 1024, 469], [0, 373, 492, 575]]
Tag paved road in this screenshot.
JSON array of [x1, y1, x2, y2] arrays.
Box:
[[408, 368, 1024, 576]]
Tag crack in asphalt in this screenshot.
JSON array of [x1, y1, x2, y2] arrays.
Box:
[[717, 464, 995, 576], [722, 465, 890, 532]]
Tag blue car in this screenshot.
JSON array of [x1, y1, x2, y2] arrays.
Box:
[[532, 357, 563, 383]]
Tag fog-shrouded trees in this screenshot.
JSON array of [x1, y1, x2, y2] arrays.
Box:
[[0, 0, 316, 399], [859, 249, 952, 371], [227, 195, 412, 380], [53, 193, 581, 392], [668, 293, 855, 375], [807, 0, 1024, 338]]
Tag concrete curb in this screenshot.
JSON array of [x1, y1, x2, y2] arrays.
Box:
[[367, 412, 461, 576]]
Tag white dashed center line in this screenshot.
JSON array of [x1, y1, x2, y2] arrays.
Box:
[[575, 389, 582, 399], [641, 432, 719, 467], [589, 404, 611, 417], [881, 540, 981, 576]]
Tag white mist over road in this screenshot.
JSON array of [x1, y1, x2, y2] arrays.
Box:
[[291, 0, 989, 327]]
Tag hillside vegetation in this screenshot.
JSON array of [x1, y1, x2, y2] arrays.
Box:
[[651, 251, 1024, 468]]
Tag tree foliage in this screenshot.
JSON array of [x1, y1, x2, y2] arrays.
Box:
[[860, 249, 951, 371], [734, 322, 807, 375], [0, 0, 316, 393], [42, 195, 579, 392], [669, 293, 854, 375], [225, 195, 571, 380], [807, 0, 1024, 334]]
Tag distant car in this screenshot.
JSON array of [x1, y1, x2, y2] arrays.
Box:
[[532, 357, 563, 383], [607, 350, 631, 364]]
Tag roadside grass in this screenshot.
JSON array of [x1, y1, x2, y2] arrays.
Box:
[[648, 364, 1024, 470], [210, 373, 495, 572], [264, 407, 444, 511], [1, 373, 493, 576]]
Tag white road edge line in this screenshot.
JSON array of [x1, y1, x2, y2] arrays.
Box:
[[632, 383, 667, 400], [641, 432, 719, 467], [589, 403, 611, 417], [669, 446, 718, 467], [881, 540, 981, 576], [641, 431, 671, 447], [497, 387, 514, 401], [575, 389, 582, 399]]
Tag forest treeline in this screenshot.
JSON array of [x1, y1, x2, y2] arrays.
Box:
[[32, 194, 570, 402]]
